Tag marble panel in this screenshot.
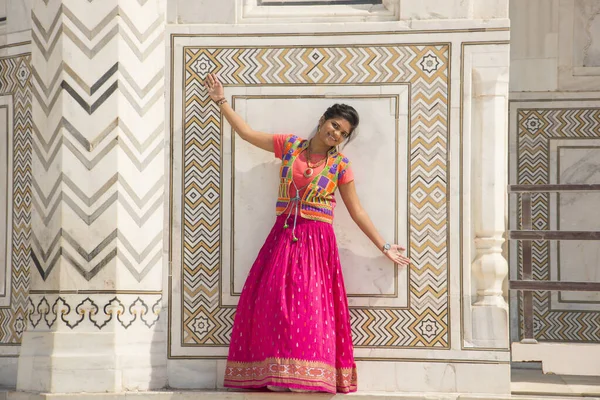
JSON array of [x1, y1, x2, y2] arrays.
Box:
[[6, 0, 31, 34], [557, 0, 600, 89], [472, 0, 509, 19], [512, 342, 600, 376], [238, 0, 399, 22], [167, 360, 217, 389], [574, 0, 600, 68], [0, 358, 17, 387], [166, 26, 511, 396], [169, 33, 451, 360], [509, 102, 600, 344], [260, 0, 381, 3], [356, 360, 509, 393], [402, 0, 508, 20], [554, 146, 600, 304], [400, 0, 469, 20], [225, 91, 408, 306], [0, 53, 31, 348], [172, 0, 236, 24], [509, 0, 559, 60], [509, 59, 558, 93], [0, 96, 11, 307]]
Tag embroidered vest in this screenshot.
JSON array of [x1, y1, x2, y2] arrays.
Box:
[[275, 135, 350, 224]]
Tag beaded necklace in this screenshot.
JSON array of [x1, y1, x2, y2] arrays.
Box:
[[303, 139, 328, 178]]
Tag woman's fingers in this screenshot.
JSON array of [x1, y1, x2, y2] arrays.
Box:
[[386, 252, 410, 266], [395, 255, 410, 266]]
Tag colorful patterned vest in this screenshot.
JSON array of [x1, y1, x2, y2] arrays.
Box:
[[275, 135, 350, 224]]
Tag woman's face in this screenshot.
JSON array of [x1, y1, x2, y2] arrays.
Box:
[[316, 117, 353, 148]]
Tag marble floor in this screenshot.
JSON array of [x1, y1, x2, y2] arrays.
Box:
[[2, 369, 600, 400]]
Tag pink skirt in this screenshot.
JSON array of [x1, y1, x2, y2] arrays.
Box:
[[224, 215, 357, 393]]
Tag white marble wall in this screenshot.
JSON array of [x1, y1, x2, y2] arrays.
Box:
[[0, 0, 518, 394], [166, 16, 511, 393], [510, 0, 600, 92]]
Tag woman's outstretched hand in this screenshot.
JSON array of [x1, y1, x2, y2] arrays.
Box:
[[204, 73, 224, 102], [384, 244, 410, 266]]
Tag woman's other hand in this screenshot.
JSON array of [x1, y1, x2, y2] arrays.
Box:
[[204, 73, 224, 101], [384, 244, 410, 266]]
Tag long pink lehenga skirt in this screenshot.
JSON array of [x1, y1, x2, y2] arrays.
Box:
[[223, 215, 357, 393]]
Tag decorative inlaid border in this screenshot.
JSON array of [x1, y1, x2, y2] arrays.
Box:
[[0, 53, 32, 349], [172, 42, 450, 353], [516, 108, 600, 343]]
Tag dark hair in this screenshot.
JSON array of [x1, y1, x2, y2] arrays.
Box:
[[322, 103, 360, 142]]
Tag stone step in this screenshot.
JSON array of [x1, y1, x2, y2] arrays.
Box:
[[4, 392, 597, 400]]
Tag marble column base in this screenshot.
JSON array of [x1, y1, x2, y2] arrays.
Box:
[[0, 358, 18, 387], [471, 304, 510, 348], [16, 330, 166, 393]]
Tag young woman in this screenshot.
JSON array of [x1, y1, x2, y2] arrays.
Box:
[[204, 74, 410, 394]]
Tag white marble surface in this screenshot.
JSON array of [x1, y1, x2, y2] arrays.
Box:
[[172, 0, 235, 24], [6, 0, 31, 34], [166, 20, 511, 392], [510, 59, 558, 93], [169, 0, 510, 24], [513, 342, 600, 376], [357, 360, 510, 393], [507, 0, 600, 91], [401, 0, 508, 20], [557, 0, 600, 90], [462, 45, 510, 349], [167, 360, 217, 389], [472, 0, 509, 19], [17, 327, 167, 393], [229, 95, 406, 301], [0, 98, 9, 302], [556, 146, 600, 303], [574, 0, 600, 68], [0, 358, 17, 387], [239, 0, 399, 23], [509, 0, 560, 92]]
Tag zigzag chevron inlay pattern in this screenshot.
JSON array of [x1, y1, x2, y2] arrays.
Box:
[[0, 55, 32, 345], [517, 108, 600, 343], [180, 45, 449, 348], [31, 0, 165, 284]]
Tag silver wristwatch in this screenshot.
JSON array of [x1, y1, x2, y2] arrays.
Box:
[[382, 243, 391, 253]]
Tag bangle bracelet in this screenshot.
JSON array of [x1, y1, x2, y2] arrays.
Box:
[[216, 98, 227, 106]]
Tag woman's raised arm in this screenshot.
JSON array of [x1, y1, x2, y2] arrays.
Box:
[[205, 73, 274, 153]]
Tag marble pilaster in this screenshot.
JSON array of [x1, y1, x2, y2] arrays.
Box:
[[16, 0, 167, 393], [467, 47, 510, 349]]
